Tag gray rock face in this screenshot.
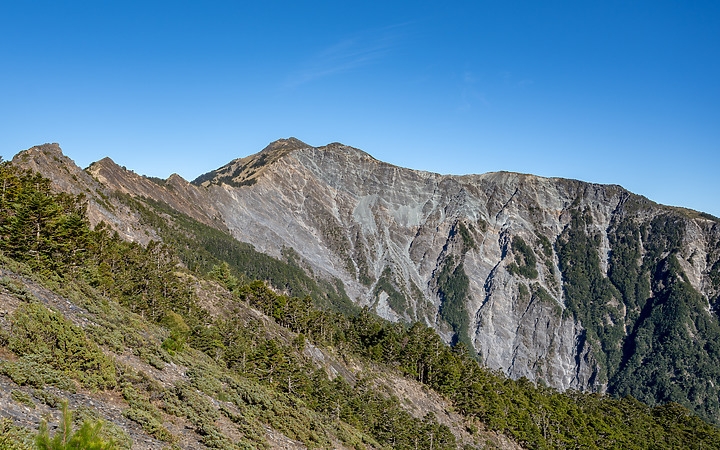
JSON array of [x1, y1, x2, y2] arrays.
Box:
[[191, 141, 720, 396], [196, 143, 611, 390], [14, 140, 720, 400]]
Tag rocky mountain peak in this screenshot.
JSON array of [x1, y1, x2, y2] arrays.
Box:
[[86, 156, 122, 174], [192, 138, 308, 187], [28, 142, 62, 153], [167, 173, 187, 184], [316, 141, 378, 162], [191, 138, 384, 188], [260, 137, 309, 153], [86, 157, 141, 192], [13, 143, 66, 166], [11, 143, 93, 196]]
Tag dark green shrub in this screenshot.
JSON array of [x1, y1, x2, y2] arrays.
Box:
[[0, 418, 33, 449], [437, 255, 471, 348], [0, 355, 76, 392], [457, 222, 475, 250], [121, 385, 173, 442], [10, 390, 34, 408], [8, 303, 116, 389], [161, 311, 190, 354], [33, 389, 60, 408], [508, 236, 538, 279]]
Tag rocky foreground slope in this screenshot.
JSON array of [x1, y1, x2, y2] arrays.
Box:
[[13, 139, 720, 424]]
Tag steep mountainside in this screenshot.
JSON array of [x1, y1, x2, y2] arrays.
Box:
[[1, 158, 526, 449], [13, 140, 720, 425]]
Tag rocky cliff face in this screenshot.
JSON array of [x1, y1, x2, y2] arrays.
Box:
[[187, 139, 720, 394], [13, 140, 720, 421]]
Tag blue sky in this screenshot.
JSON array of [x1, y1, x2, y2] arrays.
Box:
[[1, 1, 719, 217]]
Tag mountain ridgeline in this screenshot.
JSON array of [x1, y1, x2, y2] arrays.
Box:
[[11, 139, 720, 430]]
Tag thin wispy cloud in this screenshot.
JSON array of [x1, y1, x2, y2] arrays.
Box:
[[460, 88, 490, 111], [501, 70, 534, 88], [463, 71, 478, 84], [284, 23, 411, 88], [459, 70, 490, 111], [457, 70, 532, 110]]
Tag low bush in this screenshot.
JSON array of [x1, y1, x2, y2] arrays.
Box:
[[8, 303, 116, 389]]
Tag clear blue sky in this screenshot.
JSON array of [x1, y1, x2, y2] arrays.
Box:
[[2, 1, 719, 217]]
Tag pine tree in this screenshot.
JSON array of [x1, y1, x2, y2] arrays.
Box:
[[36, 400, 116, 449]]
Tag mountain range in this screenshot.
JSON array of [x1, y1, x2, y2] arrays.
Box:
[[4, 138, 720, 447]]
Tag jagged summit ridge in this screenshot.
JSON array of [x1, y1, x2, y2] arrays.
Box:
[[191, 138, 376, 188], [13, 143, 66, 167], [260, 136, 308, 152], [192, 138, 307, 187]]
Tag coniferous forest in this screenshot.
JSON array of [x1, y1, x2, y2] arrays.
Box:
[[1, 159, 720, 449]]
